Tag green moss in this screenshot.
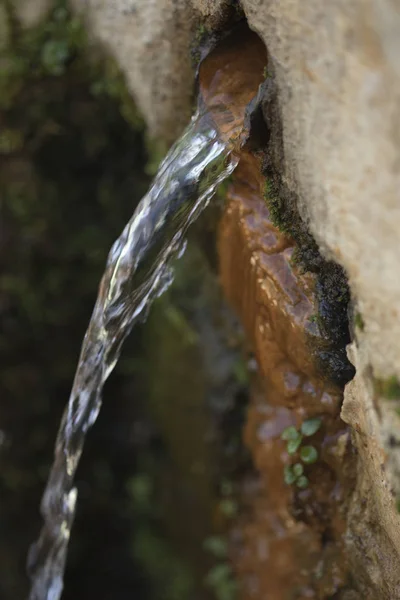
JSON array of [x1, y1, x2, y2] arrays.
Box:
[[376, 376, 400, 400], [190, 21, 209, 67], [89, 54, 144, 130], [264, 177, 290, 233], [261, 79, 355, 388], [264, 172, 354, 386], [0, 1, 86, 108], [354, 312, 364, 330], [196, 23, 208, 41]]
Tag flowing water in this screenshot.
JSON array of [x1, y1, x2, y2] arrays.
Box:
[[27, 103, 239, 600]]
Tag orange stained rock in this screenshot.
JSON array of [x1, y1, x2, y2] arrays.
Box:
[[197, 25, 352, 598], [198, 25, 267, 147], [218, 150, 352, 599]]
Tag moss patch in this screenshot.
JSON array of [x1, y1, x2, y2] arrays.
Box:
[[260, 72, 354, 388], [354, 312, 365, 331], [375, 376, 400, 401]]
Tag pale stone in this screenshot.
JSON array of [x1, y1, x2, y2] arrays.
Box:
[[241, 0, 400, 383], [68, 1, 400, 388], [70, 0, 196, 143], [342, 342, 400, 597], [13, 0, 53, 28]]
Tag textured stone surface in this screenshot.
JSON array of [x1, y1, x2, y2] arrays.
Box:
[[70, 0, 196, 143], [25, 0, 400, 596], [71, 0, 400, 383], [218, 151, 352, 598], [13, 0, 52, 28], [242, 0, 400, 383], [342, 341, 400, 598]]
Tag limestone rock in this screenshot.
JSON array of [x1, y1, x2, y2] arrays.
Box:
[[242, 0, 400, 383], [70, 0, 196, 143], [69, 0, 400, 383], [342, 342, 400, 597], [45, 0, 400, 595], [13, 0, 53, 28]]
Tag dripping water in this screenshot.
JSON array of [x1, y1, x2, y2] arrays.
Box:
[[27, 103, 239, 600]]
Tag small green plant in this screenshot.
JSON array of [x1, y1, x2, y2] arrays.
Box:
[[281, 418, 322, 488], [354, 313, 364, 331], [284, 463, 310, 488], [300, 418, 322, 437], [296, 475, 309, 489], [300, 445, 318, 464]]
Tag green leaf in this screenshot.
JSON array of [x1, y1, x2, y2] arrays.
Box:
[[293, 463, 304, 477], [296, 475, 309, 489], [281, 426, 298, 441], [284, 465, 296, 485], [301, 418, 322, 437], [287, 434, 302, 455], [300, 445, 318, 464]]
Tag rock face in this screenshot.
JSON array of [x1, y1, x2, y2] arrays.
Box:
[[70, 0, 195, 143], [219, 150, 353, 598], [21, 0, 400, 598], [70, 0, 400, 378], [242, 0, 400, 383], [13, 0, 53, 28]]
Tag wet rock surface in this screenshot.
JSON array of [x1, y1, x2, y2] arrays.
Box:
[[4, 3, 400, 598], [218, 150, 356, 599], [67, 0, 400, 381], [341, 342, 400, 599]]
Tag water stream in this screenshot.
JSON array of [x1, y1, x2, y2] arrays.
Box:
[[27, 103, 239, 600]]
